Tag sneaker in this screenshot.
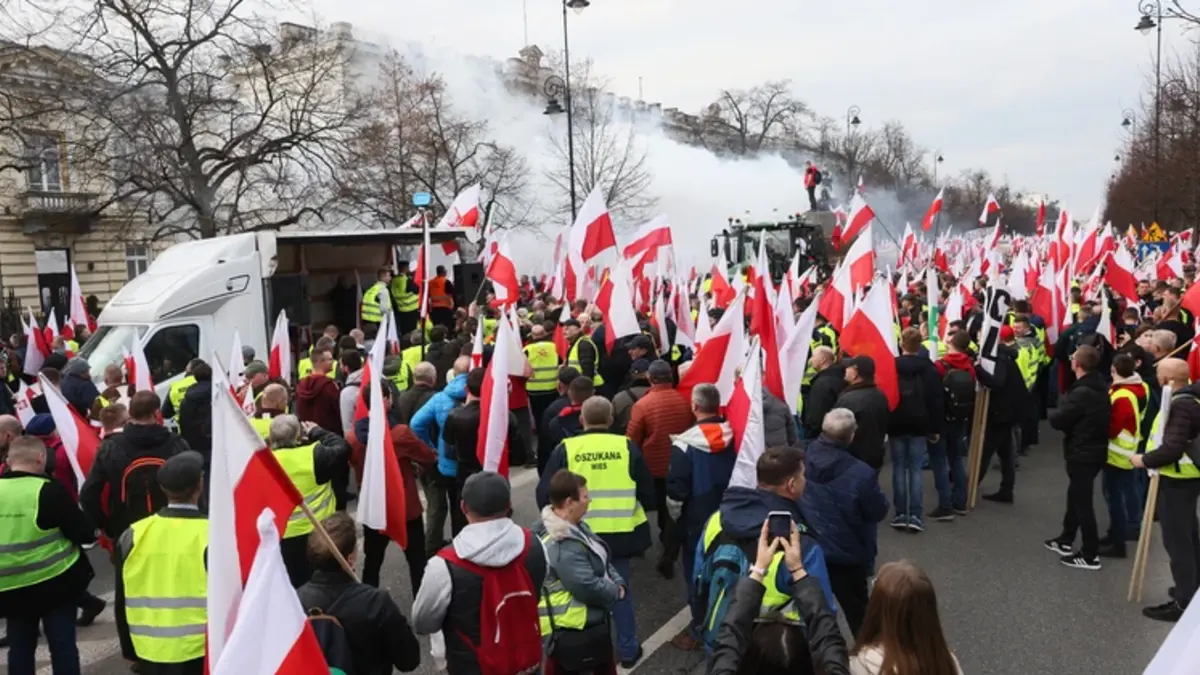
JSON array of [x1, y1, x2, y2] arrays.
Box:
[[982, 492, 1013, 504], [890, 515, 909, 530], [1044, 539, 1072, 555], [929, 507, 956, 522], [953, 505, 968, 516], [1143, 600, 1185, 622], [1098, 544, 1128, 559], [906, 517, 925, 532], [1059, 552, 1102, 570]]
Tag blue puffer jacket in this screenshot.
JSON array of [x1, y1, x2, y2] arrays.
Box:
[[799, 434, 889, 566], [410, 373, 468, 477]]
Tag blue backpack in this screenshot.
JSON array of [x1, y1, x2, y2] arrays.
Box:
[[695, 529, 751, 649]]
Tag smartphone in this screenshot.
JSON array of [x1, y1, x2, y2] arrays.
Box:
[[767, 511, 793, 540]]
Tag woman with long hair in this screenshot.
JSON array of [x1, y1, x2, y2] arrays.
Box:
[[851, 561, 962, 675]]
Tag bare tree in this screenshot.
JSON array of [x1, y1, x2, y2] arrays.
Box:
[[697, 80, 809, 156]]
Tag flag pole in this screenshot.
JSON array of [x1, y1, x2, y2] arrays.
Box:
[[299, 500, 360, 583], [1128, 472, 1160, 603], [420, 205, 430, 360]]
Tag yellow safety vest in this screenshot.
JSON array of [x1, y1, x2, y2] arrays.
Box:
[[701, 513, 798, 624], [562, 433, 646, 534], [816, 325, 839, 356], [122, 514, 208, 663], [0, 476, 80, 593], [167, 375, 196, 418], [1149, 397, 1200, 479], [388, 361, 413, 393], [483, 318, 498, 340], [524, 342, 559, 393], [402, 345, 423, 373], [391, 274, 419, 313], [567, 336, 604, 387], [250, 414, 273, 441], [297, 358, 337, 380], [1014, 339, 1040, 391], [362, 282, 389, 323], [535, 531, 589, 636], [273, 441, 336, 538], [1107, 387, 1146, 470]]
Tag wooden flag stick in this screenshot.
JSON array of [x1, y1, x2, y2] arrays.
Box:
[[966, 389, 991, 509], [301, 501, 360, 583], [1128, 472, 1161, 603]]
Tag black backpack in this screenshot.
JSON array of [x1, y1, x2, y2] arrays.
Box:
[[942, 367, 976, 422], [306, 594, 356, 675], [120, 456, 169, 523], [893, 371, 929, 429], [812, 170, 823, 185]]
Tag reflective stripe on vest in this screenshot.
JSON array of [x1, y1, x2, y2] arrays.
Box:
[[168, 375, 196, 417], [0, 476, 80, 593], [273, 442, 336, 537], [122, 514, 208, 663], [535, 533, 588, 635], [362, 282, 388, 322], [563, 434, 646, 534], [567, 336, 604, 387], [1150, 400, 1200, 479], [392, 274, 419, 313], [525, 342, 559, 393], [700, 513, 798, 623], [1107, 387, 1145, 469]]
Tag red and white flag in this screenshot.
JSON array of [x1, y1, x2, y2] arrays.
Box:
[[678, 290, 745, 404], [841, 193, 877, 244], [22, 308, 49, 376], [478, 316, 515, 477], [228, 330, 247, 391], [921, 188, 944, 232], [13, 381, 37, 426], [845, 224, 876, 292], [1096, 290, 1117, 346], [552, 303, 570, 361], [358, 320, 409, 548], [781, 295, 820, 416], [726, 341, 764, 490], [748, 240, 784, 401], [841, 284, 899, 410], [899, 223, 917, 266], [1188, 318, 1200, 383], [485, 237, 520, 306], [435, 183, 482, 241], [207, 361, 304, 667], [471, 317, 485, 368], [39, 373, 100, 488], [570, 185, 618, 264], [68, 264, 96, 334], [979, 192, 1001, 225], [623, 214, 673, 266], [268, 310, 291, 382], [121, 339, 154, 394], [211, 509, 331, 675], [1107, 246, 1140, 303]]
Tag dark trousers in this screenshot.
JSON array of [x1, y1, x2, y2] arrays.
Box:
[[1160, 477, 1200, 607], [653, 477, 679, 561], [6, 604, 79, 675], [422, 471, 452, 554], [138, 658, 204, 674], [362, 519, 427, 595], [806, 186, 818, 211], [430, 307, 455, 331], [1102, 465, 1142, 544], [544, 657, 617, 675], [826, 563, 871, 637], [511, 405, 533, 467], [449, 475, 467, 535], [977, 425, 1016, 496], [1057, 462, 1102, 559], [280, 534, 313, 588], [396, 310, 418, 337], [530, 393, 558, 471]]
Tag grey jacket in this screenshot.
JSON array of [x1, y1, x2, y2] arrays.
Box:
[[339, 368, 364, 435], [762, 391, 799, 448], [531, 506, 625, 629]]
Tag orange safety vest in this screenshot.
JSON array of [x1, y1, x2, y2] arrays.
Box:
[[429, 276, 453, 309]]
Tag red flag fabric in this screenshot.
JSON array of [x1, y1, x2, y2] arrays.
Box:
[[840, 284, 899, 410], [841, 193, 876, 244], [478, 317, 515, 477], [678, 292, 745, 404], [571, 186, 617, 262], [1106, 247, 1140, 303], [1181, 280, 1200, 320], [39, 373, 100, 488], [268, 311, 291, 382], [921, 188, 944, 232], [358, 315, 408, 548]]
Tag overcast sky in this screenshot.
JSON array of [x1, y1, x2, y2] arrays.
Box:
[[306, 0, 1193, 216]]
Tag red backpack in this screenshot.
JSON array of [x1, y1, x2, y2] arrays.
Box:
[[437, 532, 543, 675]]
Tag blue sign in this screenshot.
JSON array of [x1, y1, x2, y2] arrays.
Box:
[[1137, 242, 1168, 261], [411, 192, 432, 207]]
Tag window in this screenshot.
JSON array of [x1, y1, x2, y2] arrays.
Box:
[[142, 324, 200, 384], [126, 244, 151, 281], [25, 133, 63, 192], [80, 324, 147, 384]]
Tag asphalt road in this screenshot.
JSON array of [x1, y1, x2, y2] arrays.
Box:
[[1, 422, 1180, 674]]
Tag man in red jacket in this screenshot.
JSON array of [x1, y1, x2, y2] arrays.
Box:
[[296, 347, 343, 436], [803, 160, 822, 211], [931, 331, 975, 519]]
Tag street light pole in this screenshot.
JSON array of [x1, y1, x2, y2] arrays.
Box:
[[933, 150, 944, 185], [561, 0, 580, 221], [845, 104, 861, 137], [1138, 0, 1166, 225]]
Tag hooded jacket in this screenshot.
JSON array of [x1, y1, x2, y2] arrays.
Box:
[[79, 423, 190, 538], [411, 518, 547, 675], [976, 344, 1027, 428], [339, 368, 364, 436], [531, 506, 625, 630], [60, 371, 99, 418], [890, 354, 944, 436], [1049, 370, 1111, 464], [834, 382, 890, 469], [543, 404, 584, 455], [666, 417, 737, 540], [799, 434, 889, 566], [349, 414, 437, 520], [297, 372, 344, 436], [410, 373, 469, 477], [762, 391, 799, 447], [803, 364, 847, 439], [177, 378, 213, 456]]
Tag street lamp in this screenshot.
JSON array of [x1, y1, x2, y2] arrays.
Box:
[[549, 0, 586, 220], [1134, 0, 1183, 225], [543, 76, 566, 115], [933, 150, 944, 184], [846, 105, 861, 135]]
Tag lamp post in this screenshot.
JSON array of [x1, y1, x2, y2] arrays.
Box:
[[541, 0, 589, 221], [1136, 0, 1183, 225], [933, 150, 944, 185], [846, 105, 861, 136], [1122, 108, 1137, 137]]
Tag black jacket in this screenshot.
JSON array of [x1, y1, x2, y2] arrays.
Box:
[[975, 344, 1027, 429], [395, 384, 436, 425], [1145, 382, 1200, 471], [0, 471, 96, 617], [890, 354, 945, 436], [443, 401, 521, 480], [283, 427, 352, 485], [1048, 371, 1111, 464], [544, 405, 584, 454], [424, 340, 460, 392], [60, 372, 100, 419], [539, 396, 570, 451], [834, 382, 890, 469], [297, 569, 422, 675], [802, 365, 845, 438], [79, 423, 191, 539], [709, 576, 850, 675], [177, 378, 213, 456]]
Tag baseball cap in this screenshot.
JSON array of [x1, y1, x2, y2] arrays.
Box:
[[630, 359, 650, 375], [628, 335, 654, 351], [157, 451, 205, 494], [844, 355, 876, 380], [462, 472, 511, 518], [1000, 325, 1016, 342], [244, 360, 268, 377]]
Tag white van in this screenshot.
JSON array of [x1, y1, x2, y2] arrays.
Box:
[[78, 229, 467, 398]]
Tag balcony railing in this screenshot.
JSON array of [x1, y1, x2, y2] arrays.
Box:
[[20, 190, 97, 213]]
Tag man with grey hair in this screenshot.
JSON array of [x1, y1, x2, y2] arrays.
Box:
[[1149, 329, 1178, 362], [664, 382, 737, 650], [0, 414, 22, 465], [799, 407, 888, 634], [267, 414, 351, 588], [536, 394, 656, 669]]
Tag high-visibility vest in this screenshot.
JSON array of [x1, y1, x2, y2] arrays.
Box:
[[1014, 338, 1040, 391], [391, 274, 419, 313], [402, 345, 423, 373], [1149, 395, 1200, 479], [250, 414, 273, 441], [122, 514, 208, 663], [524, 342, 559, 393], [429, 276, 454, 309], [297, 358, 337, 380], [273, 441, 336, 538], [0, 476, 80, 593], [562, 433, 646, 535], [816, 325, 839, 356], [536, 531, 589, 636], [483, 318, 498, 340], [1107, 386, 1147, 469], [362, 282, 389, 323], [700, 513, 798, 623], [167, 375, 196, 417], [388, 360, 413, 392], [567, 336, 604, 387]]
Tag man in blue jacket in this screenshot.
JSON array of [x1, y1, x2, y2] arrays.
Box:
[[800, 407, 888, 635], [410, 355, 469, 550]]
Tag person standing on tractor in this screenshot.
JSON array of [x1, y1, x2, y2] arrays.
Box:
[[804, 161, 823, 211]]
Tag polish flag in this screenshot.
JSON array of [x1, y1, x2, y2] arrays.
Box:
[[653, 287, 671, 358], [211, 509, 331, 675], [485, 237, 520, 306], [708, 258, 736, 310], [552, 304, 570, 360], [1075, 218, 1101, 277], [841, 193, 877, 244], [817, 260, 854, 333], [623, 214, 673, 263], [921, 188, 944, 232], [478, 316, 515, 477], [571, 185, 617, 263], [678, 290, 745, 404], [1188, 318, 1200, 383], [471, 317, 485, 368], [748, 241, 784, 401], [267, 311, 291, 383], [845, 224, 876, 292], [939, 287, 964, 340], [780, 295, 820, 416], [671, 279, 696, 349], [694, 294, 713, 349], [435, 183, 482, 241], [978, 192, 1001, 225], [1158, 245, 1185, 281], [726, 341, 764, 490], [228, 330, 247, 391], [1096, 290, 1117, 346], [1031, 257, 1065, 343], [207, 361, 305, 667], [594, 259, 641, 352], [13, 381, 36, 426], [1106, 246, 1140, 303], [358, 321, 409, 548], [1008, 249, 1030, 301], [840, 283, 899, 410], [120, 342, 153, 394], [22, 308, 49, 376], [68, 265, 96, 334], [45, 307, 60, 343], [39, 373, 100, 488], [899, 223, 917, 266], [1035, 198, 1046, 237]]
